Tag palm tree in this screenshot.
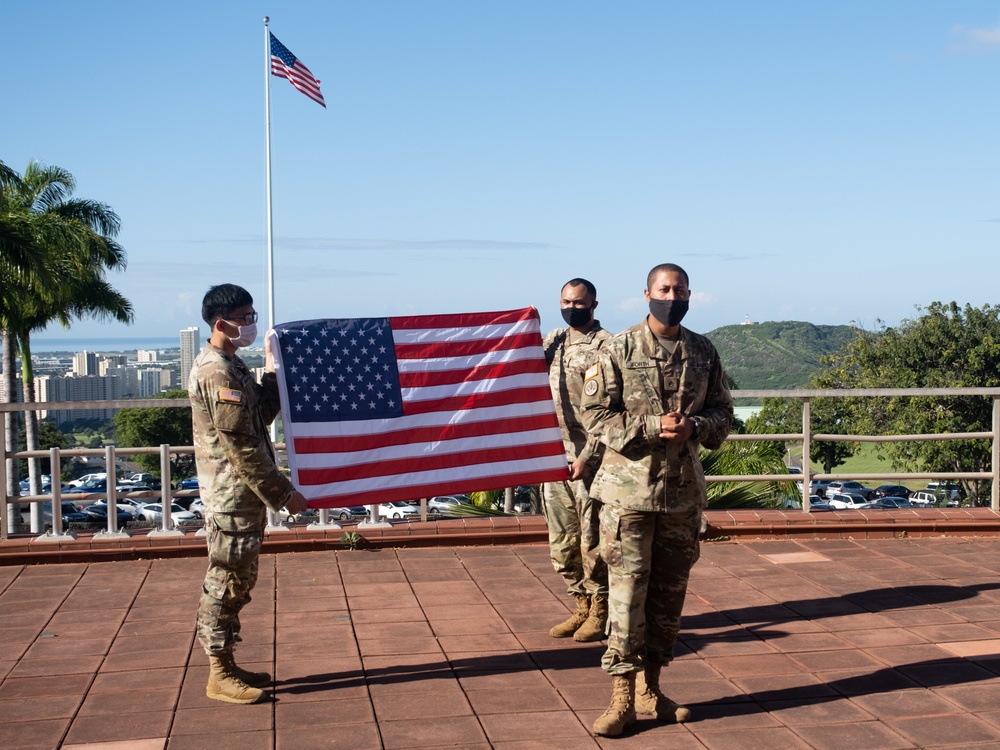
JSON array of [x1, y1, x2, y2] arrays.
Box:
[[0, 161, 132, 530]]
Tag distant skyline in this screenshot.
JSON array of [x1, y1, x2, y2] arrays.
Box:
[[6, 2, 1000, 341]]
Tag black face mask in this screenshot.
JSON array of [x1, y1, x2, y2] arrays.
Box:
[[648, 298, 688, 328], [561, 306, 593, 328]]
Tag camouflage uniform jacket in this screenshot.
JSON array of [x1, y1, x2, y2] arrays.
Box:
[[543, 322, 612, 469], [580, 319, 733, 512], [188, 342, 296, 517]]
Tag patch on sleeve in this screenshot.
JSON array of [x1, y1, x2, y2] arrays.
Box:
[[584, 379, 599, 396], [218, 388, 243, 404], [584, 363, 599, 381]]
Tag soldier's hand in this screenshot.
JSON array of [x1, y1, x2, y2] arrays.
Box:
[[264, 330, 276, 372], [568, 456, 591, 481], [285, 492, 308, 516], [659, 411, 688, 442]]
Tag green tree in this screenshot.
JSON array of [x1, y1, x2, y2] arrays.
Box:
[[113, 390, 194, 480], [1, 161, 131, 529], [815, 302, 1000, 503], [747, 394, 858, 474]]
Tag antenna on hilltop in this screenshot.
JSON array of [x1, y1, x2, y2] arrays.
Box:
[[741, 314, 756, 325]]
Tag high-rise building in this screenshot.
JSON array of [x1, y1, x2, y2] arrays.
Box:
[[180, 326, 200, 386], [137, 349, 159, 363], [72, 350, 98, 376], [35, 374, 127, 426], [98, 355, 128, 376]]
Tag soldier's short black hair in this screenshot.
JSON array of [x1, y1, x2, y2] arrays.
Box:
[[646, 263, 689, 289], [563, 278, 597, 299], [202, 284, 254, 326]]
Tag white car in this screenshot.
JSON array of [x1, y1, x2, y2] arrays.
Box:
[[67, 472, 107, 488], [138, 503, 198, 524], [375, 501, 419, 519], [909, 491, 938, 507], [826, 492, 869, 510]]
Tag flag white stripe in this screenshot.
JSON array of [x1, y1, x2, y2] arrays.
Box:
[[395, 345, 539, 373], [400, 372, 549, 403], [302, 455, 567, 497], [295, 426, 564, 469], [288, 400, 557, 438], [392, 318, 539, 345]]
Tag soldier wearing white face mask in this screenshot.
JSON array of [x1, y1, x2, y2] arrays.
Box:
[[189, 283, 308, 704]]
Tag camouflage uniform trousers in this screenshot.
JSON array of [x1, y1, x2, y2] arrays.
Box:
[[542, 476, 608, 597], [599, 503, 701, 675], [196, 509, 266, 656]]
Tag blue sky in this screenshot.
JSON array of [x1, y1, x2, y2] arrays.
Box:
[[6, 1, 1000, 343]]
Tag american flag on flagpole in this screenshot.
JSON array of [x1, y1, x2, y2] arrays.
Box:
[[269, 31, 326, 108], [269, 307, 569, 508]]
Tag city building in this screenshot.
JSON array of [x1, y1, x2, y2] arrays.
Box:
[[137, 349, 159, 363], [179, 327, 200, 386], [98, 355, 128, 376], [72, 351, 98, 376], [35, 374, 129, 426]]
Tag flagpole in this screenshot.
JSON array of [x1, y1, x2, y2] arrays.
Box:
[[263, 16, 275, 331]]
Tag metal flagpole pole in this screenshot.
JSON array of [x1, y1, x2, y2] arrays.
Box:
[[264, 17, 275, 330], [263, 17, 289, 531]]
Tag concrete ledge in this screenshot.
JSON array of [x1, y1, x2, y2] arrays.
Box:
[[1, 508, 997, 565]]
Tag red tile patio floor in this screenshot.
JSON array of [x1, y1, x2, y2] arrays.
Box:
[[2, 531, 1000, 748]]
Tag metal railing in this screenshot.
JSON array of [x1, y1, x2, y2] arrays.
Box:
[[2, 387, 999, 541]]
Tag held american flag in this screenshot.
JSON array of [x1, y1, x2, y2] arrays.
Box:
[[269, 32, 326, 108], [270, 308, 569, 508]]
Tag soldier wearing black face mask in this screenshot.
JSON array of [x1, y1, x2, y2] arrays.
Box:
[[581, 263, 733, 737], [541, 278, 612, 643]]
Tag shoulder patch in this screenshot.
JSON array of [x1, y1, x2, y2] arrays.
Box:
[[583, 379, 599, 396], [218, 388, 243, 404], [584, 363, 599, 381]]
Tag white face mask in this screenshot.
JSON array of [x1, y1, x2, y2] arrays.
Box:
[[229, 322, 258, 348]]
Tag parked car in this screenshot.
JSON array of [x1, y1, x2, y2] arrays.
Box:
[[23, 501, 89, 525], [796, 478, 833, 498], [427, 495, 474, 515], [67, 472, 107, 488], [808, 496, 835, 512], [925, 482, 962, 502], [91, 497, 146, 517], [826, 492, 870, 510], [175, 477, 200, 490], [278, 506, 318, 522], [861, 497, 914, 510], [188, 498, 204, 518], [138, 503, 198, 524], [826, 481, 875, 500], [121, 473, 154, 485], [872, 485, 911, 499], [83, 504, 134, 526], [375, 501, 419, 519], [909, 490, 939, 507], [332, 505, 369, 521]]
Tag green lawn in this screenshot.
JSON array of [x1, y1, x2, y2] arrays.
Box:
[[791, 444, 925, 491]]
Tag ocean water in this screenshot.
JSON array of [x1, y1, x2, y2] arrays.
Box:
[[27, 337, 183, 354]]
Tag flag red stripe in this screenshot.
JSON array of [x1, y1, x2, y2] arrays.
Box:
[[395, 332, 540, 360], [306, 466, 568, 508], [299, 441, 563, 485], [397, 357, 545, 388], [389, 309, 537, 329], [293, 412, 558, 454], [403, 385, 553, 416]]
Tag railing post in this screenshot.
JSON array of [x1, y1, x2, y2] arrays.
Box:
[[992, 396, 999, 512], [0, 428, 7, 541], [149, 443, 184, 538], [36, 447, 74, 542], [802, 397, 811, 513], [94, 445, 128, 539]]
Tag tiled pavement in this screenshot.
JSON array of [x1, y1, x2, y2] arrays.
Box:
[[2, 536, 1000, 749]]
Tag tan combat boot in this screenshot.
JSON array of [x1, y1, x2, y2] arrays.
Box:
[[635, 663, 691, 723], [230, 658, 271, 688], [592, 673, 637, 737], [206, 653, 265, 704], [549, 594, 590, 638], [572, 593, 607, 642]]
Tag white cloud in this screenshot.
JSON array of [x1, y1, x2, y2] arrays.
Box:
[[950, 21, 1000, 51]]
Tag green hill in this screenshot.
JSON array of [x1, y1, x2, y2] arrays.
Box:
[[705, 321, 857, 390]]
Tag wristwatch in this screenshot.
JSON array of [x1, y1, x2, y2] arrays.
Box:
[[690, 417, 704, 441]]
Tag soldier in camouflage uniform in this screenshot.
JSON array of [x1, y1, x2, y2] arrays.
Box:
[[189, 284, 308, 705], [542, 278, 612, 642], [581, 263, 733, 737]]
